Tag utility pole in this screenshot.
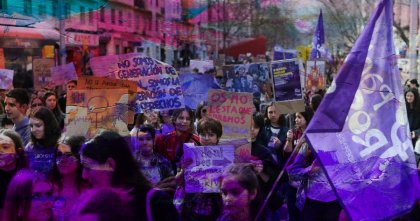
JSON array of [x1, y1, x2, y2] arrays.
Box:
[[409, 0, 418, 80], [58, 0, 66, 65]]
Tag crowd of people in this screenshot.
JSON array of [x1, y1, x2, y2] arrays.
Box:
[[0, 75, 419, 221]]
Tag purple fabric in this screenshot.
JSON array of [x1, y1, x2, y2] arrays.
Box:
[[310, 10, 325, 60], [306, 0, 420, 220]]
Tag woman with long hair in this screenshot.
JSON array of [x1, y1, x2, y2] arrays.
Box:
[[0, 129, 27, 218], [53, 135, 87, 221], [80, 130, 179, 221], [43, 91, 65, 130], [26, 107, 60, 176], [405, 88, 420, 165], [3, 169, 54, 221]]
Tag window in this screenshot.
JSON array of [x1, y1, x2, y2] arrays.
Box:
[[1, 0, 7, 11], [148, 18, 151, 31], [127, 13, 131, 27], [111, 8, 115, 24], [51, 0, 57, 17], [135, 15, 140, 30], [38, 4, 46, 17], [23, 0, 32, 15], [65, 3, 70, 19], [118, 10, 123, 25], [88, 8, 93, 24], [100, 7, 105, 22], [80, 6, 85, 24]]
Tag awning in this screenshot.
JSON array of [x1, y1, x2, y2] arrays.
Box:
[[0, 25, 59, 40], [221, 36, 267, 58]]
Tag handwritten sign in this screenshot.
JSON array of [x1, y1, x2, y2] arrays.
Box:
[[90, 53, 184, 112], [33, 58, 55, 90], [219, 138, 251, 163], [306, 60, 326, 90], [77, 76, 137, 92], [208, 89, 253, 140], [65, 89, 130, 139], [183, 143, 234, 193], [271, 59, 303, 101], [0, 69, 13, 89], [50, 63, 78, 86]]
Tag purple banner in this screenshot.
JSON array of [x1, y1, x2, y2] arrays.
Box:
[[306, 0, 420, 220], [271, 59, 302, 101]]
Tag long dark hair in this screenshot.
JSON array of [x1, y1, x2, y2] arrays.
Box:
[[81, 131, 151, 191], [264, 102, 285, 126], [405, 88, 420, 112], [0, 129, 27, 170], [172, 107, 195, 129], [29, 107, 60, 147]]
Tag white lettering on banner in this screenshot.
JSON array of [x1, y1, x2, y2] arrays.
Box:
[[347, 61, 411, 161]]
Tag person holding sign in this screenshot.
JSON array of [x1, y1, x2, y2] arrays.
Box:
[[177, 117, 224, 221], [43, 91, 65, 131], [155, 107, 200, 172]]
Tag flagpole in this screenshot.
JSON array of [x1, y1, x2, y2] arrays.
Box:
[[409, 0, 418, 80], [254, 135, 305, 221]]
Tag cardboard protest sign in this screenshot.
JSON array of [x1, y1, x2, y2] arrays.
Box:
[[306, 60, 326, 90], [271, 59, 303, 101], [65, 89, 130, 139], [50, 63, 78, 86], [183, 143, 234, 193], [33, 58, 55, 90], [219, 138, 251, 163], [179, 73, 219, 109], [90, 53, 184, 112], [274, 99, 305, 114], [208, 89, 253, 140], [189, 60, 215, 73], [0, 69, 13, 89], [77, 76, 137, 124]]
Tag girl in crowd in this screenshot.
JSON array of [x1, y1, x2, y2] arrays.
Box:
[[80, 130, 179, 221], [286, 108, 341, 221], [133, 124, 173, 185], [30, 96, 44, 112], [26, 107, 61, 176], [155, 107, 200, 171], [144, 110, 163, 136], [160, 109, 175, 135], [178, 117, 224, 221], [217, 164, 263, 221], [3, 169, 54, 221], [405, 88, 420, 165], [43, 91, 65, 130], [262, 103, 288, 164], [194, 101, 208, 133], [0, 129, 26, 218], [53, 135, 86, 221]]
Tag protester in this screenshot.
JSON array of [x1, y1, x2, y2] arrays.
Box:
[[43, 91, 65, 130], [144, 110, 163, 135], [287, 108, 341, 221], [58, 80, 77, 113], [261, 103, 288, 164], [0, 129, 26, 218], [217, 163, 264, 221], [2, 169, 54, 221], [26, 107, 60, 176], [132, 124, 173, 185], [53, 135, 86, 221], [70, 188, 134, 221], [160, 109, 175, 135], [194, 101, 208, 133], [30, 96, 44, 111], [405, 88, 420, 165], [80, 130, 179, 221], [155, 107, 200, 171], [178, 117, 223, 221], [4, 88, 31, 146], [410, 79, 419, 91]]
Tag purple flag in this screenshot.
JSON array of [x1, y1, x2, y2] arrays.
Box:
[[306, 0, 420, 220], [310, 10, 332, 62]]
